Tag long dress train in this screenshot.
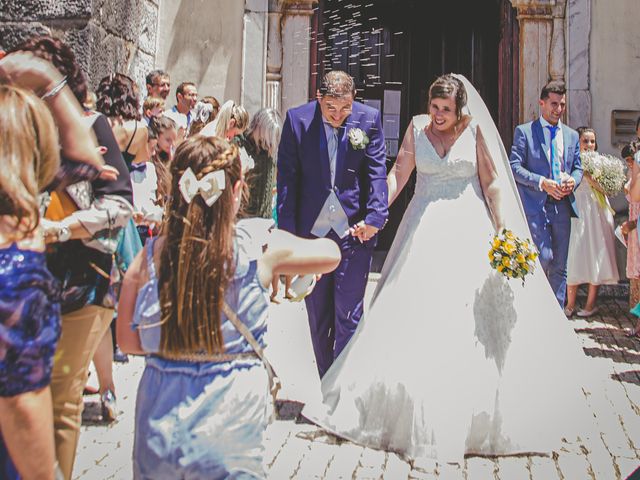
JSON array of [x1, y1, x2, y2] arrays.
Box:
[[303, 114, 603, 462]]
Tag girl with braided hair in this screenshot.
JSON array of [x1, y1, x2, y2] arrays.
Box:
[[116, 135, 340, 479]]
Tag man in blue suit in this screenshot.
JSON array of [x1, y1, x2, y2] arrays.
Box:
[[510, 81, 582, 307], [277, 70, 388, 377]]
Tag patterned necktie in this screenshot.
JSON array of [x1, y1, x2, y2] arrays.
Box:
[[546, 125, 560, 183], [327, 127, 339, 186]]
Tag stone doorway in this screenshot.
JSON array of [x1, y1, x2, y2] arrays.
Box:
[[310, 0, 519, 250]]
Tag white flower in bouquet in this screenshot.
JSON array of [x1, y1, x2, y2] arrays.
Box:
[[580, 151, 626, 196]]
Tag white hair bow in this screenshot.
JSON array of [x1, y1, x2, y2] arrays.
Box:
[[178, 167, 226, 207]]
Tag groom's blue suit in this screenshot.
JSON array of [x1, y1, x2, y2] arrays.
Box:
[[510, 119, 582, 306], [277, 100, 388, 377]]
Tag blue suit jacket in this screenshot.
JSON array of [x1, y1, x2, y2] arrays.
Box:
[[509, 119, 583, 217], [276, 100, 388, 238]]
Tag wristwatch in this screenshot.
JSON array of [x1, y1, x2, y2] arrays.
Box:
[[57, 224, 71, 242]]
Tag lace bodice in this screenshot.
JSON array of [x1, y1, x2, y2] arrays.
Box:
[[412, 115, 480, 201]]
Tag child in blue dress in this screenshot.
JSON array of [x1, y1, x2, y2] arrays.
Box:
[[117, 135, 340, 479]]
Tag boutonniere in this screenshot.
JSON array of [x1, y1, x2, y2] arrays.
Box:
[[348, 128, 369, 150]]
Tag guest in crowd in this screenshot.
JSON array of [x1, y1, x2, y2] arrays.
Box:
[[145, 69, 170, 100], [131, 115, 176, 244], [0, 84, 62, 480], [237, 108, 283, 301], [171, 81, 198, 131], [116, 135, 340, 479], [188, 95, 221, 136], [96, 73, 149, 168], [3, 36, 131, 479], [239, 108, 282, 219], [623, 142, 640, 313], [565, 127, 619, 317], [142, 96, 165, 125], [200, 100, 249, 141]]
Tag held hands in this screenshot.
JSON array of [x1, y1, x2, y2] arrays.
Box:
[[541, 175, 575, 200], [349, 221, 379, 243]]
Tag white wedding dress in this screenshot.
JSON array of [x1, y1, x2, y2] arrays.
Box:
[[303, 107, 603, 461]]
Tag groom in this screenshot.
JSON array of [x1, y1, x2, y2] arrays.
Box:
[[277, 70, 388, 377], [509, 80, 582, 307]]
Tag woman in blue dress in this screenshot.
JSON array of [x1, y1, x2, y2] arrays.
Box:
[[116, 135, 341, 479]]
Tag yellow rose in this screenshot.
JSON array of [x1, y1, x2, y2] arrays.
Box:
[[502, 257, 511, 268], [488, 250, 495, 260], [505, 231, 515, 240], [503, 242, 516, 255], [497, 265, 504, 272], [516, 253, 526, 263], [492, 237, 501, 249], [528, 251, 538, 260]]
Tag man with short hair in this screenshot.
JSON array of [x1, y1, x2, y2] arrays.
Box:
[[145, 69, 170, 100], [172, 82, 198, 131], [510, 80, 583, 307], [277, 70, 388, 377]]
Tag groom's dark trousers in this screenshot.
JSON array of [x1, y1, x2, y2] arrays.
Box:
[[305, 230, 376, 377]]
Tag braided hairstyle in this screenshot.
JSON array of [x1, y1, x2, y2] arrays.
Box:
[[158, 135, 242, 354], [428, 74, 467, 120]]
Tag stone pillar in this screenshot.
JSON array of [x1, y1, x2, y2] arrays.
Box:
[[510, 0, 567, 123], [243, 0, 269, 115], [268, 0, 317, 116], [566, 0, 591, 127], [0, 0, 159, 93], [266, 1, 284, 114]]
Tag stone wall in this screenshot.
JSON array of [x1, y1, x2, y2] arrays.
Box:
[[156, 0, 244, 109], [0, 0, 159, 94]]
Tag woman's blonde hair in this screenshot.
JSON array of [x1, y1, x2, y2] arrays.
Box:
[[158, 135, 243, 354], [214, 100, 249, 139], [246, 108, 282, 158], [0, 85, 59, 236]]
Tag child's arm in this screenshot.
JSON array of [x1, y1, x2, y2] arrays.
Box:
[[116, 249, 146, 355]]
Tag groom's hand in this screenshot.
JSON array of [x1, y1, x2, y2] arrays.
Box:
[[350, 221, 379, 243], [541, 178, 564, 200]]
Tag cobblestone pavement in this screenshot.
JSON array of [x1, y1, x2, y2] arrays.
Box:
[[75, 282, 640, 479]]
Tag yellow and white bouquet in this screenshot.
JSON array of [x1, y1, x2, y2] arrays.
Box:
[[489, 229, 538, 283]]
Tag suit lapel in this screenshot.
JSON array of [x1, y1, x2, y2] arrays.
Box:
[[562, 126, 572, 173], [532, 119, 550, 163], [313, 102, 332, 188]]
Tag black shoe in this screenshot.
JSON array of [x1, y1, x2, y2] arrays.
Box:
[[113, 346, 129, 363]]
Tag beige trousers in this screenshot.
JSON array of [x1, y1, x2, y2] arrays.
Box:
[[50, 305, 113, 480]]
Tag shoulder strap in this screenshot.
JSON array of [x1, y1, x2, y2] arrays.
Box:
[[222, 302, 280, 402], [124, 119, 139, 154], [146, 236, 157, 278]]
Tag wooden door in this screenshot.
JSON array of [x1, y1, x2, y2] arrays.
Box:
[[310, 0, 518, 250]]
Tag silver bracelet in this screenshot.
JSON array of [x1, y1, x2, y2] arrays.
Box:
[[41, 76, 68, 100]]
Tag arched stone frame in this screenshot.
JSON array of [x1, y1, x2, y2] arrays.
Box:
[[508, 0, 591, 126], [266, 0, 318, 116]]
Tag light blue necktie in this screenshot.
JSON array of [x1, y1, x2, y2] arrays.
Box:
[[546, 124, 561, 183], [327, 127, 338, 186]]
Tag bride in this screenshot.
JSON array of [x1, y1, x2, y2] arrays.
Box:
[[303, 74, 600, 461]]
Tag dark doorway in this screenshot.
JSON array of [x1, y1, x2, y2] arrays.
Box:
[[310, 0, 519, 250]]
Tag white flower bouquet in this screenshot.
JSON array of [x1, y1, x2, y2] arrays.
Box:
[[580, 151, 626, 197]]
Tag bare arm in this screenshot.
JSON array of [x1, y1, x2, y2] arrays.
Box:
[[630, 159, 640, 203], [257, 230, 341, 288], [476, 126, 504, 232], [387, 120, 417, 206], [116, 248, 146, 355], [0, 52, 103, 170]]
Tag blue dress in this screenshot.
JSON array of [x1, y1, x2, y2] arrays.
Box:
[[0, 244, 61, 479], [132, 227, 271, 480], [0, 244, 61, 396]]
